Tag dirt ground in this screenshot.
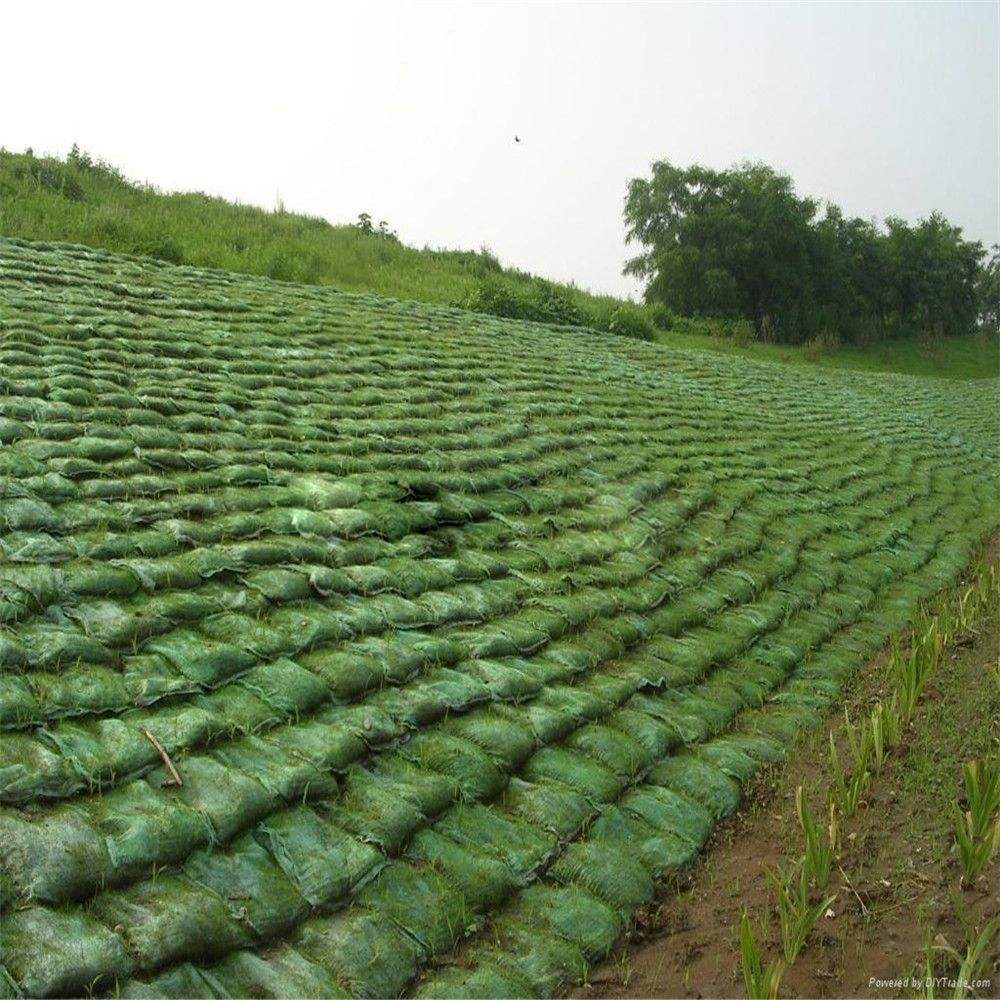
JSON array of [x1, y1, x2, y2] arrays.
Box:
[[575, 543, 999, 1000]]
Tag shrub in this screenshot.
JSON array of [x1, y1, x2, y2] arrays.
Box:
[[730, 319, 754, 347], [10, 155, 86, 202], [462, 276, 585, 328], [607, 303, 654, 341], [134, 233, 185, 265], [649, 303, 675, 330]]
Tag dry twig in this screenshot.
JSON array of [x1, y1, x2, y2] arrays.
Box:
[[141, 727, 183, 786]]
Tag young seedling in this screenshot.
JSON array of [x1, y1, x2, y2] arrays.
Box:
[[829, 727, 869, 819], [827, 798, 840, 855], [766, 860, 836, 964], [739, 910, 784, 1000], [869, 696, 901, 773], [951, 916, 999, 999], [796, 785, 832, 889], [961, 759, 1000, 842], [915, 917, 999, 999], [844, 707, 872, 774], [952, 759, 1000, 885], [892, 630, 933, 725]]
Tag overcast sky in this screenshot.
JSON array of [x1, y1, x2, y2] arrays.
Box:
[[5, 1, 997, 298]]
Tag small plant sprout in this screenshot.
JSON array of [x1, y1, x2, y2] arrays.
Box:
[[893, 610, 950, 726], [796, 785, 832, 889], [951, 916, 999, 999], [952, 758, 1000, 885], [739, 910, 784, 1000], [829, 728, 869, 819], [869, 696, 901, 773], [916, 917, 999, 1000], [843, 707, 872, 775], [827, 798, 840, 855], [766, 860, 836, 964]]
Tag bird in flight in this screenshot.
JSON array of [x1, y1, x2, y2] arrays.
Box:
[[514, 135, 521, 143]]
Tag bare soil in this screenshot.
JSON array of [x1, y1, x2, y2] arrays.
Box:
[[575, 541, 999, 1000]]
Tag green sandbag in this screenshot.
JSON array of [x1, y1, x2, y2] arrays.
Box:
[[0, 802, 111, 903], [121, 962, 221, 999], [256, 804, 382, 906], [371, 754, 459, 817], [443, 707, 538, 770], [647, 753, 742, 819], [564, 723, 652, 780], [434, 803, 557, 884], [400, 731, 505, 801], [587, 805, 695, 875], [297, 909, 424, 999], [412, 961, 535, 999], [520, 746, 621, 804], [92, 778, 215, 881], [147, 629, 257, 687], [357, 861, 474, 954], [405, 826, 518, 913], [0, 730, 80, 802], [31, 662, 129, 718], [504, 777, 596, 838], [549, 840, 655, 917], [183, 831, 310, 939], [476, 917, 588, 996], [91, 873, 251, 973], [235, 658, 329, 715], [332, 768, 427, 854], [211, 734, 338, 803], [621, 785, 712, 848], [0, 905, 133, 997], [169, 754, 275, 843], [506, 883, 621, 960], [201, 945, 351, 998]]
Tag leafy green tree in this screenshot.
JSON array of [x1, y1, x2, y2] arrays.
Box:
[[624, 158, 985, 344], [976, 245, 1000, 330], [624, 161, 819, 340]]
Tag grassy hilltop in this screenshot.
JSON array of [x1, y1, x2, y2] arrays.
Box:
[[0, 237, 995, 997], [1, 147, 995, 379]]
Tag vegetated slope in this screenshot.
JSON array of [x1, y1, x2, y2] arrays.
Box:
[[5, 149, 995, 381], [0, 149, 642, 336], [0, 237, 995, 999]]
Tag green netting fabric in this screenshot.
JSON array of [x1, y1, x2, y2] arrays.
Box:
[[0, 237, 995, 998]]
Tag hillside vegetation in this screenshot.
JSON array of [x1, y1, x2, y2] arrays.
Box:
[[1, 148, 995, 378], [0, 148, 652, 339], [0, 238, 995, 998], [625, 159, 989, 344]]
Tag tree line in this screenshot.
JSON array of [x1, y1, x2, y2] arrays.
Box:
[[624, 159, 992, 345]]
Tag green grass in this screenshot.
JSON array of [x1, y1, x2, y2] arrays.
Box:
[[653, 324, 998, 380], [1, 147, 995, 380], [0, 148, 635, 330]]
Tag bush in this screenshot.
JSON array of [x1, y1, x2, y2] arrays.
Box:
[[462, 276, 585, 328], [607, 303, 654, 341], [10, 156, 85, 202], [730, 319, 754, 347], [649, 303, 675, 330], [134, 233, 184, 265]]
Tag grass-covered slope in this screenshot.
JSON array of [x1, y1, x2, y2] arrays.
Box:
[[0, 237, 996, 999], [3, 149, 996, 380], [0, 149, 639, 336]]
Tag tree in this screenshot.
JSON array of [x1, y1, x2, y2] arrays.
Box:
[[624, 158, 985, 344], [624, 160, 820, 341], [977, 245, 1000, 330]]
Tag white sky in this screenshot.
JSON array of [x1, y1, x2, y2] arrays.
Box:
[[4, 1, 997, 298]]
